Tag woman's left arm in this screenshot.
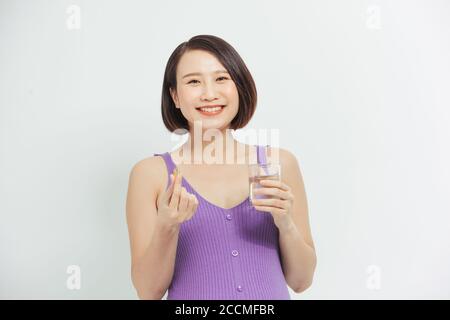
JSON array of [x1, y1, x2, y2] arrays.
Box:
[[251, 148, 317, 293]]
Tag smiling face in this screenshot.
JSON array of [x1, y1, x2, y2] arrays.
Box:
[[170, 50, 239, 132]]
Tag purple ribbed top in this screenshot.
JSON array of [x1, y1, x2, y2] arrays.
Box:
[[153, 145, 291, 300]]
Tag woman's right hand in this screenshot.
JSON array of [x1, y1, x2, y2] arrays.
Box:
[[156, 168, 199, 229]]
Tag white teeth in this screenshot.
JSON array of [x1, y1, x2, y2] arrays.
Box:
[[199, 106, 223, 112]]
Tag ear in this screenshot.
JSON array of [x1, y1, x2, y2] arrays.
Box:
[[169, 87, 179, 108]]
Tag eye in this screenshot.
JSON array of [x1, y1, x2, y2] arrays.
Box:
[[187, 77, 229, 85]]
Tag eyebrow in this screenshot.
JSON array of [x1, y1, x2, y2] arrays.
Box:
[[181, 70, 229, 79]]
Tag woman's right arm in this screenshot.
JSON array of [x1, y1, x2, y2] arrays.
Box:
[[126, 158, 198, 299]]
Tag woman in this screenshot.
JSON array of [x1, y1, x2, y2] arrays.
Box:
[[126, 35, 316, 300]]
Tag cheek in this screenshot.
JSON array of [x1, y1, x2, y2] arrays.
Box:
[[223, 83, 239, 100], [178, 87, 200, 103]]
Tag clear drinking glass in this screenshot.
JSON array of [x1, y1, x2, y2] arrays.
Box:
[[248, 163, 281, 203]]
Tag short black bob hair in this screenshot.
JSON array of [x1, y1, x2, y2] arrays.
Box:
[[161, 34, 257, 133]]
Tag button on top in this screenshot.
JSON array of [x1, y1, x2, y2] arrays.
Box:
[[226, 214, 232, 221], [237, 285, 243, 292], [231, 250, 239, 257]]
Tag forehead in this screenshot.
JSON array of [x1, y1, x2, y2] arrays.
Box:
[[177, 50, 226, 76]]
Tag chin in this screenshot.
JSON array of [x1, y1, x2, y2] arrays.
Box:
[[190, 119, 232, 131]]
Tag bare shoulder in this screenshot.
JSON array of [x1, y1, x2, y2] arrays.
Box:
[[269, 146, 314, 248], [267, 146, 305, 191], [126, 155, 168, 269], [128, 155, 167, 199], [130, 155, 165, 176], [266, 146, 299, 169]]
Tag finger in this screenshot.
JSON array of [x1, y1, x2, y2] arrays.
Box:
[[159, 173, 174, 206], [178, 187, 189, 213], [185, 195, 199, 220], [254, 187, 293, 200], [253, 205, 285, 215], [178, 192, 195, 222], [252, 198, 287, 210], [163, 173, 175, 201], [169, 170, 182, 209], [259, 179, 290, 191]]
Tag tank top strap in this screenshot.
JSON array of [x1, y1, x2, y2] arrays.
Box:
[[153, 152, 177, 189], [257, 144, 270, 165]]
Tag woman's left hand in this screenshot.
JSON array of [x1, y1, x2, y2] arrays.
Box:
[[251, 179, 295, 231]]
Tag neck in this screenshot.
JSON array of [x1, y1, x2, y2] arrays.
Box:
[[174, 125, 249, 165]]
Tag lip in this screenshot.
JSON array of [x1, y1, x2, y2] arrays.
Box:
[[195, 105, 225, 116], [196, 104, 225, 109]]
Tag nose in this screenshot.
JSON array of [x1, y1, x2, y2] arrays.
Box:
[[200, 81, 219, 102]]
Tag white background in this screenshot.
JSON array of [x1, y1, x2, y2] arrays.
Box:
[[1, 0, 449, 299]]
